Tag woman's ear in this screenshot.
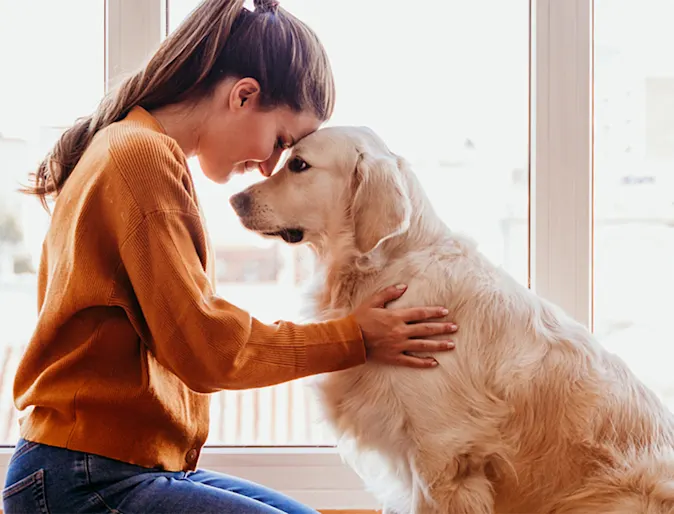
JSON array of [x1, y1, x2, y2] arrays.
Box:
[[229, 77, 262, 110]]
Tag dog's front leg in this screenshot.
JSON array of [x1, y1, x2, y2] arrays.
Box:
[[412, 477, 495, 514], [411, 452, 496, 514]]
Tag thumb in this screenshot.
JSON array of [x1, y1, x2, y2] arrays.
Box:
[[364, 284, 407, 308]]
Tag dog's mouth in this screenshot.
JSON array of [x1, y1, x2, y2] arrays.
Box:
[[262, 228, 305, 244]]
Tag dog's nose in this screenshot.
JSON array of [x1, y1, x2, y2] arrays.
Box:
[[230, 192, 252, 216]]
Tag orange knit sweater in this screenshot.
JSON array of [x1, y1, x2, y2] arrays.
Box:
[[13, 106, 365, 471]]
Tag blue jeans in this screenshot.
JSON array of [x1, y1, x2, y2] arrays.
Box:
[[3, 439, 318, 513]]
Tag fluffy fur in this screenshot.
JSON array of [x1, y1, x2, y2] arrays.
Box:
[[231, 126, 674, 513]]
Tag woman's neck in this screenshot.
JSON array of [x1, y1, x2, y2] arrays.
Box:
[[150, 102, 207, 158]]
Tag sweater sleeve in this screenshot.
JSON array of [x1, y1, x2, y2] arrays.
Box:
[[110, 130, 366, 393]]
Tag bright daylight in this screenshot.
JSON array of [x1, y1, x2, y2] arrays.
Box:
[[0, 0, 673, 512]]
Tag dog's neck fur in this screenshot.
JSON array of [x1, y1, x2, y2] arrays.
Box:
[[309, 164, 452, 315]]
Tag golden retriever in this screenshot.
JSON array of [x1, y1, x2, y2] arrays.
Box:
[[230, 126, 674, 513]]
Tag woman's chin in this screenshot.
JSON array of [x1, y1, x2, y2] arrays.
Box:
[[201, 166, 236, 184]]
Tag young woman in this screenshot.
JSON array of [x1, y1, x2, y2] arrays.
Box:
[[3, 1, 457, 512]]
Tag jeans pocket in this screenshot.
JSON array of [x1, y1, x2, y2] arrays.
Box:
[[2, 469, 50, 514]]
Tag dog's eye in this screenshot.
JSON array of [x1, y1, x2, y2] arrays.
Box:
[[288, 157, 311, 173]]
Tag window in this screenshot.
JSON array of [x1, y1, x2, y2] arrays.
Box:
[[594, 0, 674, 408], [0, 0, 105, 446], [167, 0, 530, 446], [5, 0, 669, 510]]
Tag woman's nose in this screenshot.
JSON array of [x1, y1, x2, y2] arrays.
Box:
[[259, 149, 284, 177]]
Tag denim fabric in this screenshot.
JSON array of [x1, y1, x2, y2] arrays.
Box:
[[3, 439, 318, 514]]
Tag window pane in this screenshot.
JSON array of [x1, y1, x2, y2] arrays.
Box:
[[0, 0, 105, 445], [168, 0, 530, 445], [594, 1, 674, 408]]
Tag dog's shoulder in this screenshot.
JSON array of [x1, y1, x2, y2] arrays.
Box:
[[376, 236, 508, 309]]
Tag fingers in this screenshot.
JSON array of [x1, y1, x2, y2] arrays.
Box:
[[401, 339, 455, 353], [398, 306, 450, 323], [392, 340, 455, 368], [364, 284, 408, 308], [394, 354, 439, 368], [362, 286, 456, 322], [405, 322, 457, 339]]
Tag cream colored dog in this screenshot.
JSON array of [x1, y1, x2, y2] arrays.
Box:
[[230, 126, 674, 513]]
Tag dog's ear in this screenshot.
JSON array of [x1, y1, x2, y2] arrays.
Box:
[[351, 152, 412, 255]]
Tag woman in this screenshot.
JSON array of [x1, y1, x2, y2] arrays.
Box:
[[3, 0, 457, 512]]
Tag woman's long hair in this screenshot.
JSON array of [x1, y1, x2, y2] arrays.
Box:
[[24, 0, 335, 209]]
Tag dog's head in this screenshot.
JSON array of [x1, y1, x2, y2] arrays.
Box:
[[230, 126, 412, 256]]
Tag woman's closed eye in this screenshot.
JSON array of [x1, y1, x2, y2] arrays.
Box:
[[275, 138, 293, 151], [288, 156, 311, 173]]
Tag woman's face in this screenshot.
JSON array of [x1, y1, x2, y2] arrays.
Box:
[[197, 78, 322, 183]]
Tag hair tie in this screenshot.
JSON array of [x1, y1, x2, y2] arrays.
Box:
[[254, 0, 280, 13]]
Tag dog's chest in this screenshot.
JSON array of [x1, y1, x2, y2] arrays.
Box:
[[315, 365, 432, 511], [310, 258, 457, 463], [316, 363, 431, 459], [312, 262, 450, 439]]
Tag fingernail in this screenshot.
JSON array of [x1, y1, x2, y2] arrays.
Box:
[[440, 308, 449, 315], [431, 360, 439, 366], [395, 284, 407, 290], [448, 323, 458, 331], [444, 341, 455, 349]]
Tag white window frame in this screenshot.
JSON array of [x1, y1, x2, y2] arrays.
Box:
[[530, 0, 594, 330], [105, 0, 167, 91], [0, 0, 594, 510]]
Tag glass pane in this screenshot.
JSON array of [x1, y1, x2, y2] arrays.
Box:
[[168, 0, 530, 445], [594, 1, 674, 408], [0, 0, 105, 445]]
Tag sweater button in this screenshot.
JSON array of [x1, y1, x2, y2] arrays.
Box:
[[185, 449, 199, 464]]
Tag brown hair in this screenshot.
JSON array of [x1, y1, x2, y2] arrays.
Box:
[[25, 0, 335, 209]]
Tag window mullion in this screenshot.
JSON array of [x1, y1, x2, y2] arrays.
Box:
[[530, 0, 594, 328], [105, 0, 165, 93]]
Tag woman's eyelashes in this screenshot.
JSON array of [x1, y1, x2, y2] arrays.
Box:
[[275, 138, 291, 150]]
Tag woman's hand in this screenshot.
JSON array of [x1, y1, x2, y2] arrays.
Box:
[[352, 284, 457, 368]]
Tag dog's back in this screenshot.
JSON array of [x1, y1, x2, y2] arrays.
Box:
[[315, 232, 674, 513]]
